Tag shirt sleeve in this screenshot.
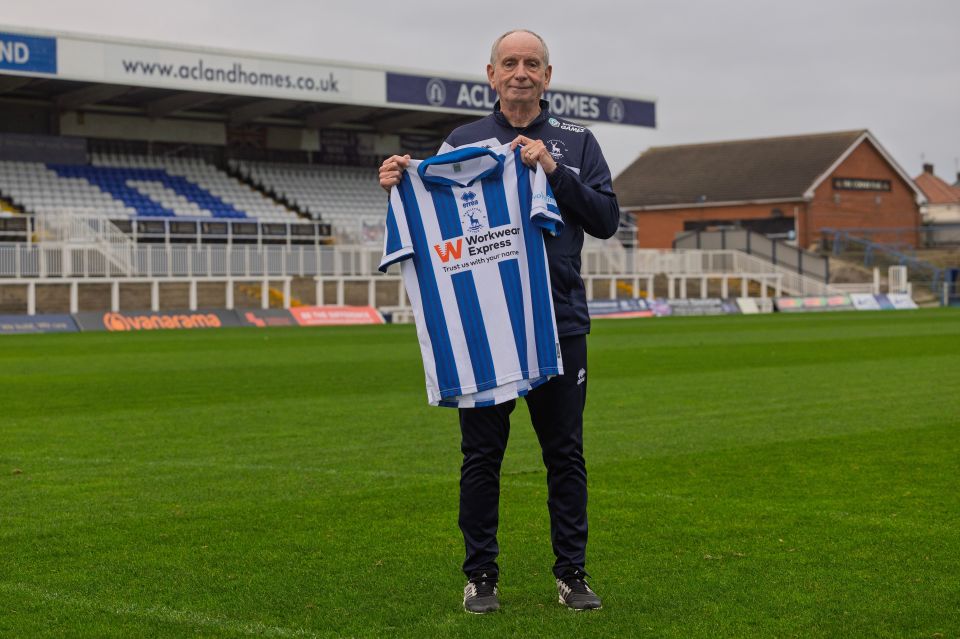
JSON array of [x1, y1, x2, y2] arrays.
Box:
[[378, 185, 415, 272], [529, 164, 564, 237]]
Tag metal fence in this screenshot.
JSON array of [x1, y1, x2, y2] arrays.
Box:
[[674, 229, 829, 282], [821, 224, 960, 249], [0, 241, 854, 299], [0, 244, 341, 279]]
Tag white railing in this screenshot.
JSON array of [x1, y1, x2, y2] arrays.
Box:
[[577, 248, 841, 296], [35, 211, 135, 275], [729, 251, 837, 296], [328, 215, 387, 246], [0, 243, 846, 296], [0, 243, 386, 279]]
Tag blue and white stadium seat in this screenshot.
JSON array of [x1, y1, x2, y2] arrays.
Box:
[[231, 160, 385, 225], [0, 155, 301, 222]]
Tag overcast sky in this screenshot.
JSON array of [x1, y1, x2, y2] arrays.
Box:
[[2, 0, 958, 181]]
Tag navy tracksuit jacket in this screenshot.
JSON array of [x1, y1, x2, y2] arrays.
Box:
[[440, 99, 622, 337], [442, 100, 621, 579]]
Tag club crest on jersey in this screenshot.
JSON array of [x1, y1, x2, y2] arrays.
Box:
[[462, 207, 486, 233], [433, 239, 463, 263], [546, 139, 567, 161]]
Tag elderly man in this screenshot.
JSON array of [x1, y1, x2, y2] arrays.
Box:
[[379, 29, 619, 613]]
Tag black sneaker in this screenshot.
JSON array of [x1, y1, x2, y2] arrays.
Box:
[[463, 572, 500, 614], [557, 569, 602, 610]]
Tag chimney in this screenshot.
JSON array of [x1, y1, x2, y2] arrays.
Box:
[[956, 171, 960, 185], [922, 163, 934, 175]]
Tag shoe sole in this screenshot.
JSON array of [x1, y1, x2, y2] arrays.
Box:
[[463, 599, 500, 614], [464, 604, 500, 614], [558, 595, 602, 610]]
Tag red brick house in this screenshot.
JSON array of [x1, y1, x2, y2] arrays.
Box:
[[614, 130, 924, 249], [913, 164, 960, 223]]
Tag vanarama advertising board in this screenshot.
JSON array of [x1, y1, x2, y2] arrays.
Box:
[[73, 310, 242, 332]]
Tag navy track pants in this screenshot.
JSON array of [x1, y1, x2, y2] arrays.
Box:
[[458, 334, 588, 580]]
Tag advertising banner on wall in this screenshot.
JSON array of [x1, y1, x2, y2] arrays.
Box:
[[736, 298, 760, 314], [775, 295, 854, 312], [385, 72, 656, 127], [289, 306, 384, 326], [0, 30, 57, 75], [73, 309, 243, 332], [70, 40, 372, 105], [878, 294, 918, 310], [850, 293, 882, 311], [236, 308, 297, 327], [0, 313, 78, 334], [648, 298, 739, 317], [587, 298, 654, 319], [5, 28, 655, 129], [0, 132, 87, 164]]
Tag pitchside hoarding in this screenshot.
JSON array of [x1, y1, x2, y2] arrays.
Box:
[[237, 308, 298, 328], [776, 294, 917, 312], [290, 306, 384, 326], [877, 294, 918, 310], [775, 295, 854, 312], [73, 310, 243, 332], [850, 293, 882, 311], [647, 298, 741, 317], [587, 298, 654, 319], [0, 313, 77, 334]]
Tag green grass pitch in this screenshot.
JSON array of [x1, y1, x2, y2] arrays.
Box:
[[2, 309, 959, 638]]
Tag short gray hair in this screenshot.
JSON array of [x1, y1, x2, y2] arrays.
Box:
[[489, 29, 550, 66]]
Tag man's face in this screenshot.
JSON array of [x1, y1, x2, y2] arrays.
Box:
[[487, 32, 552, 108]]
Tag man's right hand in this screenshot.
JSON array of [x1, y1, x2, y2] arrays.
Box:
[[379, 154, 411, 193]]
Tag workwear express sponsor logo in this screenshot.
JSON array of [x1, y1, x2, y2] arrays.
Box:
[[433, 227, 521, 265], [532, 191, 558, 209], [0, 32, 57, 74], [433, 239, 463, 263], [119, 58, 342, 94]]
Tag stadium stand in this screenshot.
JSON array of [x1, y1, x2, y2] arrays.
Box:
[[231, 160, 385, 224], [0, 155, 303, 222], [1, 196, 19, 217], [0, 160, 136, 218], [92, 153, 299, 221]]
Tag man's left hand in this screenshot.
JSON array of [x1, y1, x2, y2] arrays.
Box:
[[511, 135, 557, 175]]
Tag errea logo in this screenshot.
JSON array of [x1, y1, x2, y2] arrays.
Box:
[[460, 191, 479, 208]]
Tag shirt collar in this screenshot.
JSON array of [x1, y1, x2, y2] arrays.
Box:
[[417, 145, 505, 190], [492, 99, 551, 130]]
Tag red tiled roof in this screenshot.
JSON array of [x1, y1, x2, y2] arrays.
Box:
[[913, 172, 960, 204]]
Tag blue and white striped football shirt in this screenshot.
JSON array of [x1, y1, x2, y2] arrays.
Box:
[[379, 143, 564, 408]]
